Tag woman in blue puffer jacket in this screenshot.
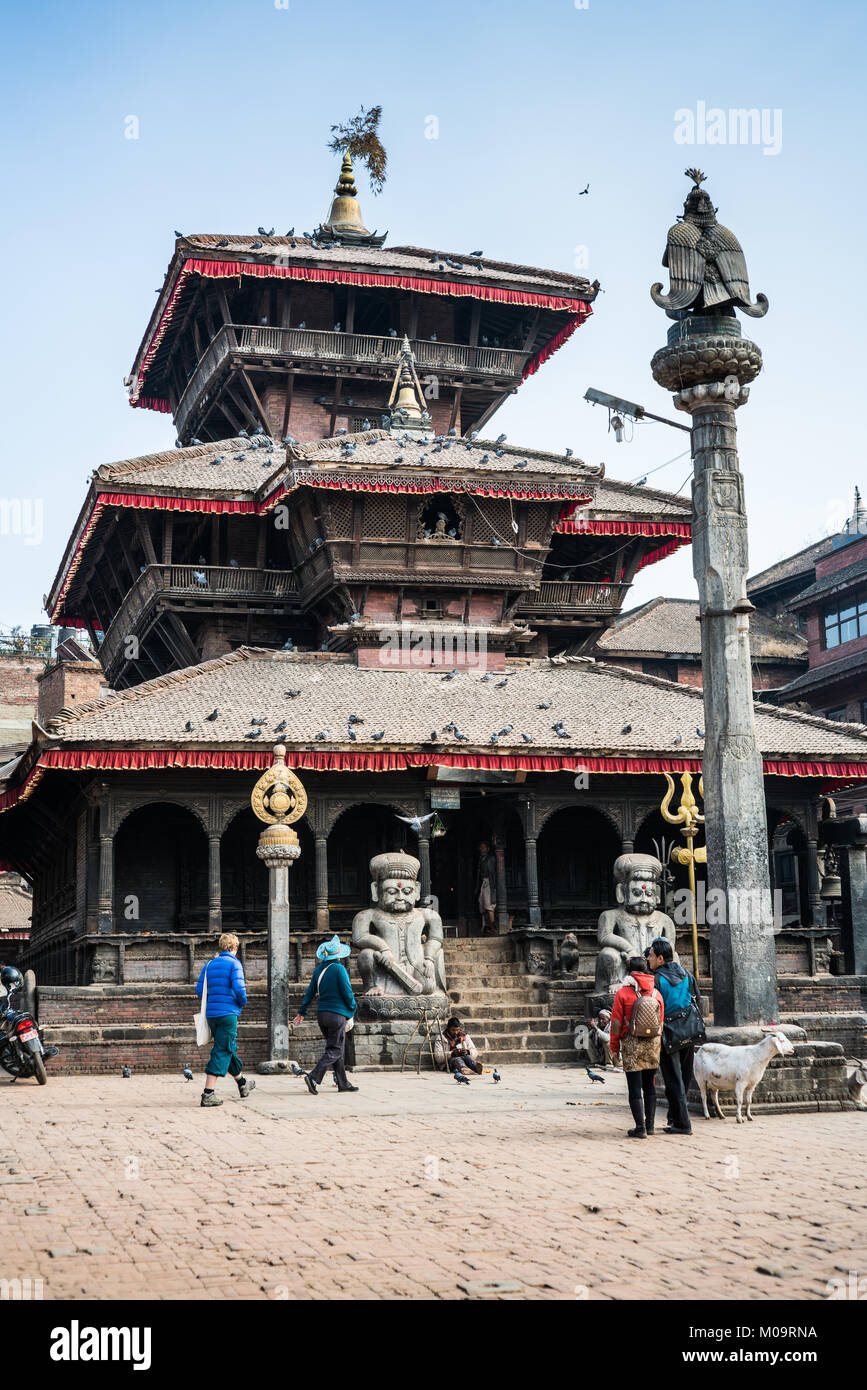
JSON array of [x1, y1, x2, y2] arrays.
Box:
[[195, 933, 256, 1108]]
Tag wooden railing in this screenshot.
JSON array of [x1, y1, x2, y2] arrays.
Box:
[[517, 581, 630, 613], [100, 565, 298, 674], [175, 324, 529, 436]]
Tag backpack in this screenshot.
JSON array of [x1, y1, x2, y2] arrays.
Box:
[[628, 980, 662, 1039]]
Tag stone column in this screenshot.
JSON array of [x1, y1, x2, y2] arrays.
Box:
[[524, 835, 541, 927], [256, 825, 301, 1072], [97, 832, 114, 935], [208, 834, 222, 934], [314, 835, 330, 931], [652, 320, 778, 1026]]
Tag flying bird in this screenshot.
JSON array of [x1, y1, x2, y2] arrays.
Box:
[[396, 812, 436, 832], [579, 183, 590, 195]]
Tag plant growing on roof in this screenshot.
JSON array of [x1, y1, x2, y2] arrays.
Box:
[[328, 106, 387, 194]]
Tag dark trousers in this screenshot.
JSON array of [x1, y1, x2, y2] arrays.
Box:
[[659, 1044, 694, 1131], [626, 1068, 657, 1132], [309, 1011, 349, 1088]]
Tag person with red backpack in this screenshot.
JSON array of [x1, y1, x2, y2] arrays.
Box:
[[609, 955, 665, 1138]]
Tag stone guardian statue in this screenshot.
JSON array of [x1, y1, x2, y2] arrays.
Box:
[[352, 851, 448, 1018], [594, 853, 677, 995]]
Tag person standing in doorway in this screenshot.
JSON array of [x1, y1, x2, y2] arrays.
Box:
[[292, 935, 358, 1094], [195, 933, 256, 1108], [476, 840, 497, 936]]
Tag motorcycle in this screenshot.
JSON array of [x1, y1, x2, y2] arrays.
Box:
[[0, 972, 56, 1084]]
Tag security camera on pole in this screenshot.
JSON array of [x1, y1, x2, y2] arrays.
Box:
[[649, 169, 778, 1027]]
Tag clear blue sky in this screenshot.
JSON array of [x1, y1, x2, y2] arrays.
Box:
[[1, 0, 864, 629]]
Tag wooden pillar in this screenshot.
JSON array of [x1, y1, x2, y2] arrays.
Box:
[[524, 835, 541, 927], [494, 831, 508, 933], [208, 834, 222, 934], [97, 832, 114, 935], [806, 837, 826, 927], [314, 835, 329, 931], [418, 824, 432, 903]]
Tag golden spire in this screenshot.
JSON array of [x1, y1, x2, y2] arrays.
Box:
[[325, 152, 370, 236], [387, 336, 430, 432]]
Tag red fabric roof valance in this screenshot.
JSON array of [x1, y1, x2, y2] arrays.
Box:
[[2, 748, 865, 820], [131, 257, 593, 408]]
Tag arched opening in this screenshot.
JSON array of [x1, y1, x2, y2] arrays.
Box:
[[113, 803, 208, 932], [220, 808, 314, 933], [767, 809, 809, 927], [537, 806, 621, 927], [429, 804, 520, 936], [327, 805, 418, 931]]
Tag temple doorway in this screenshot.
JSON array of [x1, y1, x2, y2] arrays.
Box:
[[537, 806, 620, 928], [113, 803, 208, 932], [428, 803, 502, 936]]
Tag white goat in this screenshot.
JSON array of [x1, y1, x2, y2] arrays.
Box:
[[694, 1032, 795, 1123]]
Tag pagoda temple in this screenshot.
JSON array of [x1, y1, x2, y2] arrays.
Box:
[[2, 154, 866, 1071]]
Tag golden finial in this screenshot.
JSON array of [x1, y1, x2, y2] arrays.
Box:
[[250, 743, 308, 826], [387, 336, 429, 431]]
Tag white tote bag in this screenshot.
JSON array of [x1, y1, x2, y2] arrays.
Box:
[[194, 960, 212, 1047]]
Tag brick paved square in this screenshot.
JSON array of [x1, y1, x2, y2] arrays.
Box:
[[1, 1067, 865, 1301]]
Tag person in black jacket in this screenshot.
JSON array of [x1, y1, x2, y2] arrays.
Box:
[[647, 937, 702, 1135]]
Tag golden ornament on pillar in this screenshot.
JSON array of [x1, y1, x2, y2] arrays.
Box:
[[251, 743, 308, 826], [326, 152, 369, 236], [660, 771, 707, 978]]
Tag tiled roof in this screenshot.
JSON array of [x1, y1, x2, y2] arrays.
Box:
[[177, 236, 594, 297], [598, 598, 806, 660], [747, 534, 839, 595], [774, 646, 867, 701], [43, 648, 867, 761], [0, 875, 32, 934], [98, 435, 278, 494]]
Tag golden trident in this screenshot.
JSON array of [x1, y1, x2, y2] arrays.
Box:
[[660, 772, 706, 978]]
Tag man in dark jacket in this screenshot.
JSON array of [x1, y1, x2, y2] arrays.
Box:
[[292, 935, 358, 1095], [647, 937, 701, 1135], [195, 933, 255, 1108]]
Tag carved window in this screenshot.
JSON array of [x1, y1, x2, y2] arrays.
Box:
[[417, 495, 464, 541], [362, 497, 408, 540]]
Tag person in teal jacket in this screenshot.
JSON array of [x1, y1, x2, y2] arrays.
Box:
[[292, 935, 358, 1095]]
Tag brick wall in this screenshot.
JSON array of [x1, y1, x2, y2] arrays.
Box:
[[36, 661, 105, 724], [0, 654, 41, 754]]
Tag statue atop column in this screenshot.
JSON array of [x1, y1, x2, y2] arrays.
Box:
[[595, 853, 677, 994], [352, 851, 448, 1018], [650, 168, 768, 320]]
